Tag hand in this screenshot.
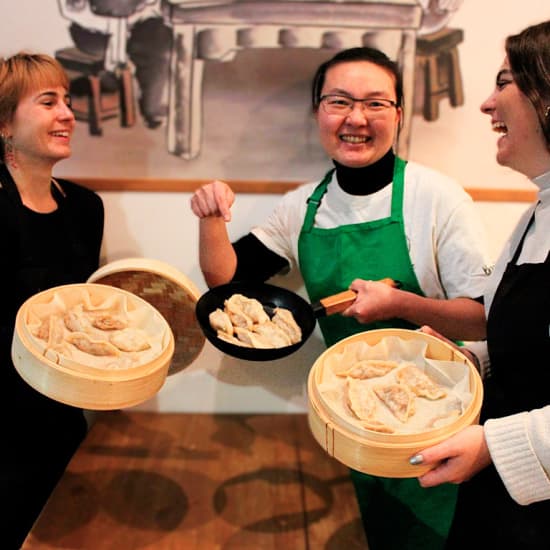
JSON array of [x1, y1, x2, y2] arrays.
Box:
[[411, 425, 492, 487], [190, 180, 235, 222], [419, 326, 479, 367], [341, 278, 399, 324]]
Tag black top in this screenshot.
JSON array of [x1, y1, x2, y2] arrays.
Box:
[[0, 164, 104, 444]]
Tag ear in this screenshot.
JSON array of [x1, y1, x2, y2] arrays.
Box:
[[395, 105, 403, 124]]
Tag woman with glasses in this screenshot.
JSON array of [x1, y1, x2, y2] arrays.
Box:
[[191, 46, 490, 549], [411, 20, 550, 550]]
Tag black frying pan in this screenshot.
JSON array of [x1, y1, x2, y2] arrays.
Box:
[[195, 279, 399, 361]]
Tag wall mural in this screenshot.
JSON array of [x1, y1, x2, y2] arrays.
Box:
[[53, 0, 465, 181]]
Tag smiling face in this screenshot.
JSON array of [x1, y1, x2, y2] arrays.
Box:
[[4, 85, 75, 168], [315, 60, 402, 168], [480, 58, 550, 178]]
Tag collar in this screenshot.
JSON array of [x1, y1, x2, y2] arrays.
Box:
[[333, 149, 395, 195]]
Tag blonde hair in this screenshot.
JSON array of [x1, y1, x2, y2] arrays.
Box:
[[0, 52, 69, 160]]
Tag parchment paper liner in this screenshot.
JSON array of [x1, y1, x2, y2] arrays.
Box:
[[23, 284, 171, 373]]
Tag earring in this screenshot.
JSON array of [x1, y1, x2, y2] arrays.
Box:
[[545, 106, 550, 118], [2, 134, 17, 168]]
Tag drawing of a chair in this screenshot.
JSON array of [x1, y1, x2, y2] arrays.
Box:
[[415, 27, 464, 121], [55, 0, 139, 135]]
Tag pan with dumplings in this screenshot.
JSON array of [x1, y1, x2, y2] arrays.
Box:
[[195, 279, 400, 361], [307, 328, 483, 478]]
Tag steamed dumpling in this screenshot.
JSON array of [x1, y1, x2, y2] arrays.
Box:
[[110, 328, 151, 352]]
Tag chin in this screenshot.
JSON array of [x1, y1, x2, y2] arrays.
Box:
[[335, 153, 374, 168]]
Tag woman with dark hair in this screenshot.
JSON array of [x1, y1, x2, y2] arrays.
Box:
[[191, 46, 490, 548], [0, 52, 104, 548], [413, 20, 550, 549]]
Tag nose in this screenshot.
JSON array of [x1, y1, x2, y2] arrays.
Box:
[[57, 100, 75, 121], [480, 91, 496, 115], [346, 101, 369, 123]]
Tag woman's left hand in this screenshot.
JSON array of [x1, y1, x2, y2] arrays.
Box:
[[411, 425, 492, 487]]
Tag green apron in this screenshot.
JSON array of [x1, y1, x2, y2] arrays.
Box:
[[298, 157, 457, 550]]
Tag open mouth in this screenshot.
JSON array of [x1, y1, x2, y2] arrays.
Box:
[[492, 121, 508, 135], [340, 134, 371, 144]]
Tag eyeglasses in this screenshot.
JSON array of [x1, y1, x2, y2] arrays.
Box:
[[319, 94, 397, 116]]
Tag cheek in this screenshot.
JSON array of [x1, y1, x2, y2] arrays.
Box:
[[317, 112, 341, 139]]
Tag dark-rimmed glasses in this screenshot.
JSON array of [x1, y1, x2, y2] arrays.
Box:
[[319, 94, 397, 116]]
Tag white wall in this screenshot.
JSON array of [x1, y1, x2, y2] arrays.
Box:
[[2, 1, 545, 412]]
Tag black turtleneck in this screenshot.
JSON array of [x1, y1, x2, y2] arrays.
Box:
[[334, 149, 395, 195]]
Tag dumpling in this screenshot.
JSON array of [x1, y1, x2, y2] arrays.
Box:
[[110, 328, 151, 352], [223, 297, 254, 329], [225, 294, 270, 325], [234, 326, 272, 348], [336, 359, 399, 379], [209, 308, 233, 335], [216, 330, 251, 347], [64, 304, 94, 333], [360, 419, 395, 434], [373, 383, 416, 423], [272, 307, 302, 344], [66, 332, 121, 357], [85, 308, 128, 331], [34, 314, 65, 349], [252, 320, 292, 348], [395, 363, 447, 400], [346, 378, 378, 420]]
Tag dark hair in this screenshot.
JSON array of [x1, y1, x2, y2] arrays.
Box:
[[506, 20, 550, 147], [311, 47, 404, 113]]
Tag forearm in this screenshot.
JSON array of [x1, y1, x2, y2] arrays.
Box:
[[485, 407, 550, 505], [198, 217, 236, 287], [395, 292, 486, 340]]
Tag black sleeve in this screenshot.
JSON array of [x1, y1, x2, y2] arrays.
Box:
[[231, 233, 290, 283]]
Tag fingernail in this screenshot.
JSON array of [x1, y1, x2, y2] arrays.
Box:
[[409, 454, 424, 465]]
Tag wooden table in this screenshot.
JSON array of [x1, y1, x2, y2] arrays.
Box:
[[22, 411, 367, 549], [161, 0, 421, 161]]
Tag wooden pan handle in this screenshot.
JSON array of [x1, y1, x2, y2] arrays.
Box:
[[319, 290, 357, 316], [313, 278, 400, 317]]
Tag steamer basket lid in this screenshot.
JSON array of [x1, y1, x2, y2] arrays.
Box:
[[88, 257, 205, 375]]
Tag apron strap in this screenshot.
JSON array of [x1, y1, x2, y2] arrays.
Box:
[[301, 169, 334, 233], [390, 157, 407, 219]]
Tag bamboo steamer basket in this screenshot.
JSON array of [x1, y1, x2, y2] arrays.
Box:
[[12, 283, 175, 410], [87, 257, 205, 375], [307, 328, 483, 478]]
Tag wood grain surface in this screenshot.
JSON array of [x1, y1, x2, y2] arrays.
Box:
[[22, 411, 368, 550]]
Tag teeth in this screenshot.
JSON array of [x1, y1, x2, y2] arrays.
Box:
[[492, 122, 507, 133], [341, 135, 369, 143], [51, 131, 68, 137]]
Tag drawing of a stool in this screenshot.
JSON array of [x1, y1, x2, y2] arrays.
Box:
[[415, 27, 464, 121]]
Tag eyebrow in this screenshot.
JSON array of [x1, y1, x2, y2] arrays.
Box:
[[327, 88, 393, 98], [35, 90, 71, 102], [496, 69, 513, 81]]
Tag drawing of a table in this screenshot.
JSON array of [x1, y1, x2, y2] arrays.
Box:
[[161, 0, 422, 160]]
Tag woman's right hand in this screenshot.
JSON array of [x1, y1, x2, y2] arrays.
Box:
[[419, 325, 479, 369], [190, 180, 235, 222]]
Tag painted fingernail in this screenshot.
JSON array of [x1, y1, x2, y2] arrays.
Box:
[[409, 454, 424, 465]]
